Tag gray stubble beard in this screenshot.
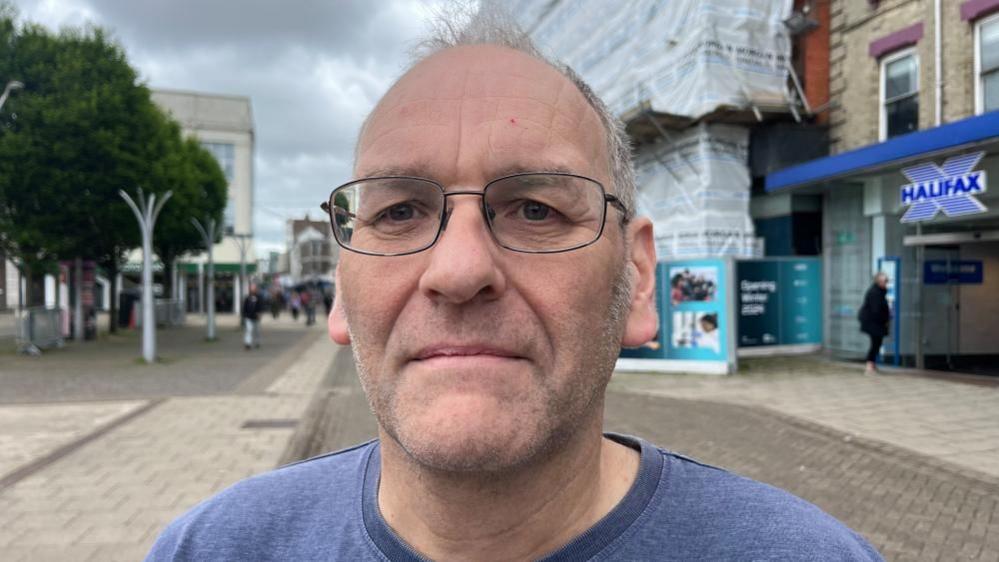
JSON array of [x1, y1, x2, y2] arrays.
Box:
[[344, 258, 634, 475]]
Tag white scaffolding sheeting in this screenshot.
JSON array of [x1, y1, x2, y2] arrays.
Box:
[[513, 0, 794, 119], [634, 124, 758, 258]]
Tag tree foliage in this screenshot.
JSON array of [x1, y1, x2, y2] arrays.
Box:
[[0, 5, 227, 307]]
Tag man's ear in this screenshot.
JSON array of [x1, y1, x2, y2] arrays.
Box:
[[620, 218, 659, 347], [328, 264, 351, 345]]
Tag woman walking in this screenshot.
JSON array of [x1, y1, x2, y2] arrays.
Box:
[[858, 273, 891, 374]]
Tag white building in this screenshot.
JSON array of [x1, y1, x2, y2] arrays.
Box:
[[286, 215, 338, 285], [149, 89, 256, 314]]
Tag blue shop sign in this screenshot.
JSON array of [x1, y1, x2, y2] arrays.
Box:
[[924, 260, 984, 284], [900, 152, 988, 223]]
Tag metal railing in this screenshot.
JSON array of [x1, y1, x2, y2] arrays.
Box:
[[135, 299, 186, 327], [14, 307, 65, 355]]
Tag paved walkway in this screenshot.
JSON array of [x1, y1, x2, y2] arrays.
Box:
[[611, 356, 999, 481], [2, 327, 998, 561], [0, 315, 340, 561]]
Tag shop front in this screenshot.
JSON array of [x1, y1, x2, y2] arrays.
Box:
[[767, 111, 999, 375]]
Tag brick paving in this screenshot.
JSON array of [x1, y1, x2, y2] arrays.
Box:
[[3, 327, 999, 561], [610, 356, 999, 480], [0, 314, 317, 404], [605, 392, 999, 562], [0, 315, 336, 561]]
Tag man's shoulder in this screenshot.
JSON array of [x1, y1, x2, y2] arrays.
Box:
[[144, 440, 377, 561], [627, 447, 882, 560]]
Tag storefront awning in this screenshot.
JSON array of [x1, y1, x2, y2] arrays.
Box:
[[766, 110, 999, 192]]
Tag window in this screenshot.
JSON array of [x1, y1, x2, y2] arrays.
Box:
[[977, 13, 999, 114], [201, 142, 235, 182], [223, 199, 236, 234], [880, 49, 919, 140]]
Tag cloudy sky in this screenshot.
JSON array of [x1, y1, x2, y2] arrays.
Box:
[[16, 0, 448, 254]]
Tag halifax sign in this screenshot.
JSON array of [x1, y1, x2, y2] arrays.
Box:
[[900, 152, 988, 223]]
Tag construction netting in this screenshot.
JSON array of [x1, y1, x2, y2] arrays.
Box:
[[511, 0, 792, 258], [633, 124, 758, 258], [512, 0, 794, 120]]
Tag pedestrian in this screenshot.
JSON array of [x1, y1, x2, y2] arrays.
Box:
[[241, 283, 261, 350], [323, 287, 333, 317], [290, 291, 301, 321], [858, 272, 891, 374], [302, 288, 315, 326], [269, 287, 282, 319], [147, 9, 882, 561]]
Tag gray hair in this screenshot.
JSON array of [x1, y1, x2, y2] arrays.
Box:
[[360, 3, 636, 223]]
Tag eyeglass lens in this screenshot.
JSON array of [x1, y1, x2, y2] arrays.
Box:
[[329, 174, 607, 255]]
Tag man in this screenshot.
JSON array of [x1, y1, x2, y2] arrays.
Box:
[[859, 272, 891, 374], [240, 283, 261, 350], [147, 14, 881, 562]]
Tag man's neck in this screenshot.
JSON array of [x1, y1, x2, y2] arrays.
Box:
[[377, 424, 640, 561]]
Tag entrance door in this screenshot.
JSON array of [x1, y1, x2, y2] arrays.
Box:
[[921, 246, 960, 371]]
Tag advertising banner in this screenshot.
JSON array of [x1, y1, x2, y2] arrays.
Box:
[[619, 258, 735, 374], [736, 258, 822, 351]]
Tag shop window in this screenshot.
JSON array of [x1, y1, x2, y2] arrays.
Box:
[[880, 49, 919, 140], [977, 13, 999, 114]]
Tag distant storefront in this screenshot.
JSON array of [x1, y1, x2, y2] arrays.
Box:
[[767, 111, 999, 375]]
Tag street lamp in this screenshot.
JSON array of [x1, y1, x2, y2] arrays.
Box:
[[232, 233, 252, 317], [0, 80, 23, 112]]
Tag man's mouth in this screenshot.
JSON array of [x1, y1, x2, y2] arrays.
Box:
[[411, 344, 523, 362]]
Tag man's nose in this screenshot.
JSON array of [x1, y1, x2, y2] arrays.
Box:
[[417, 197, 506, 304]]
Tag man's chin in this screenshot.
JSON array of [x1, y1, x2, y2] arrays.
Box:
[[388, 403, 548, 473]]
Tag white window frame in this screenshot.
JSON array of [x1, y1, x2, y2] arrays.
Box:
[[879, 47, 919, 141], [975, 12, 999, 115]]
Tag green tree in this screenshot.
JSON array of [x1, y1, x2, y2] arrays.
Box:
[[0, 6, 227, 331], [151, 128, 227, 300]]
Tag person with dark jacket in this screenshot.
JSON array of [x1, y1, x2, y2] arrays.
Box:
[[241, 284, 262, 350], [858, 273, 890, 374]]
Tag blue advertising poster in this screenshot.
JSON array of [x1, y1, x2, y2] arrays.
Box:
[[736, 258, 822, 348], [780, 260, 822, 345], [619, 262, 668, 360], [663, 259, 729, 362], [737, 261, 779, 346], [619, 259, 731, 370]]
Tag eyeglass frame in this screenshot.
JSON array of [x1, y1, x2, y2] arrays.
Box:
[[320, 171, 630, 257]]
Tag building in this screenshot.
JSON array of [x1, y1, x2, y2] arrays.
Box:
[[765, 0, 999, 374], [287, 215, 338, 285], [149, 89, 256, 314]]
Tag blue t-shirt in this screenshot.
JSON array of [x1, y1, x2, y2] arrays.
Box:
[[146, 434, 882, 561]]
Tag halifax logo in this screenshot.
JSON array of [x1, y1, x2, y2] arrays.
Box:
[[900, 152, 988, 223]]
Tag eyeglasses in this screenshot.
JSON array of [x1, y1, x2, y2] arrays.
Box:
[[320, 172, 628, 257]]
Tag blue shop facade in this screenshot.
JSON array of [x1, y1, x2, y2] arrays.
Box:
[[766, 110, 999, 375]]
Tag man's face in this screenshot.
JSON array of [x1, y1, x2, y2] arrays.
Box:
[[330, 45, 655, 472]]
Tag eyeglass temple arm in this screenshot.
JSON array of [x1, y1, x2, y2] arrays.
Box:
[[320, 201, 357, 219], [604, 194, 628, 215]]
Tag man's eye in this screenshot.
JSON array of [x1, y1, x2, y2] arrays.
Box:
[[385, 204, 415, 221], [520, 201, 551, 221]]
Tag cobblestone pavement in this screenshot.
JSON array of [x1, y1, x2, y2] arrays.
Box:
[[0, 314, 316, 404], [3, 333, 998, 561], [610, 356, 999, 480], [605, 392, 999, 562], [0, 315, 335, 561]]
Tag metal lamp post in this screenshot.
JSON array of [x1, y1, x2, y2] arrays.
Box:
[[120, 188, 172, 363], [0, 80, 23, 111], [192, 217, 223, 341], [232, 233, 252, 318]]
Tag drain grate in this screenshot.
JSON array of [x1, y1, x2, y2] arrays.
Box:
[[241, 419, 298, 429]]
